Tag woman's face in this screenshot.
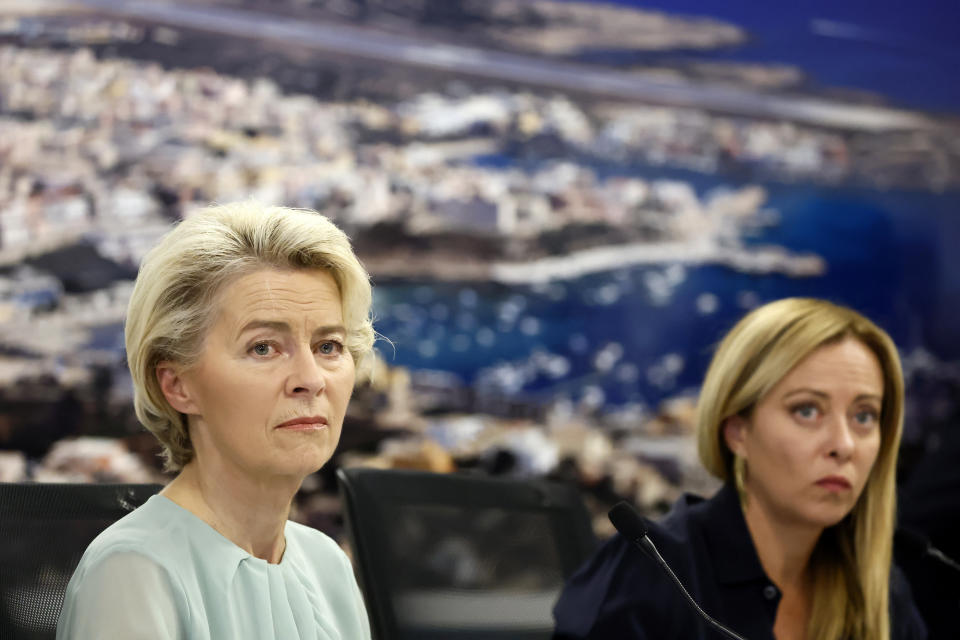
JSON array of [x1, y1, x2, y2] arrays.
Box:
[[162, 267, 356, 482], [724, 337, 884, 531]]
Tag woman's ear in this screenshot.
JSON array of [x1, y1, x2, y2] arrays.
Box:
[[722, 415, 749, 458], [156, 362, 199, 416]]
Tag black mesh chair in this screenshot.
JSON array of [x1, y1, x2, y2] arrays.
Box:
[[0, 482, 163, 640], [337, 468, 597, 640]]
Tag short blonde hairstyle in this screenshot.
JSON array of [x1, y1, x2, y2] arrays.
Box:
[[696, 297, 904, 640], [125, 202, 375, 472]]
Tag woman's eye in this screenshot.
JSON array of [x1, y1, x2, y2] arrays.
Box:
[[250, 342, 274, 357], [317, 340, 343, 356], [791, 403, 819, 420], [854, 409, 880, 426]]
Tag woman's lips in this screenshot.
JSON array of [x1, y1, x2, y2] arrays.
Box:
[[275, 416, 328, 431], [815, 476, 852, 491]]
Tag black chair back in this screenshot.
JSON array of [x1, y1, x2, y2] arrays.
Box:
[[0, 482, 163, 640], [337, 468, 597, 640]]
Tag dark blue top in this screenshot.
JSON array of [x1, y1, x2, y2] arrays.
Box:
[[553, 484, 927, 640]]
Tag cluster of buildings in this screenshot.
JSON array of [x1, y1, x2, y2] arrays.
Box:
[[0, 42, 859, 267]]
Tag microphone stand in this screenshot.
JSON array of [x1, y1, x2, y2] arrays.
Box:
[[610, 501, 749, 640]]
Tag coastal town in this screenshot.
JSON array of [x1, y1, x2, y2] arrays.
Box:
[[0, 1, 957, 538]]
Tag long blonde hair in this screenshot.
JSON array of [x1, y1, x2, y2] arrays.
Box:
[[696, 298, 904, 640], [125, 202, 375, 471]]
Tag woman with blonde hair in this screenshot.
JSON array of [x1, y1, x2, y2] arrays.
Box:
[[553, 298, 926, 640], [58, 202, 374, 639]]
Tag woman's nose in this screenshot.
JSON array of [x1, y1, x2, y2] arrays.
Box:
[[827, 413, 856, 461], [285, 348, 326, 397]]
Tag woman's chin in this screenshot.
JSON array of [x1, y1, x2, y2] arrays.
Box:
[[256, 450, 333, 482], [800, 503, 855, 530]]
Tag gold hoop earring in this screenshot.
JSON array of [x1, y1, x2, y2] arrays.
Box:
[[733, 455, 748, 505]]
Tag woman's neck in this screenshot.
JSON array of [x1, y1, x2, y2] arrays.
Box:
[[741, 496, 821, 591], [161, 458, 301, 564]]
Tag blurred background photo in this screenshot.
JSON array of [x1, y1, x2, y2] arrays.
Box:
[[0, 0, 958, 550]]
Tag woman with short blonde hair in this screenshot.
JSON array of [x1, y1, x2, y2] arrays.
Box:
[[554, 298, 925, 640], [59, 202, 375, 639], [125, 201, 376, 472]]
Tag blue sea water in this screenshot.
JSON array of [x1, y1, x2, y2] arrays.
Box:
[[373, 175, 958, 410]]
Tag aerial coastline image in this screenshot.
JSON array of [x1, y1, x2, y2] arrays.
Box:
[[0, 0, 958, 563]]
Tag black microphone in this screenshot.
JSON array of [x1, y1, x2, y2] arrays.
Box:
[[896, 527, 960, 574], [609, 501, 749, 640]]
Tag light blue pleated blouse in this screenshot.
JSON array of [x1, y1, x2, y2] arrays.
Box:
[[56, 495, 371, 640]]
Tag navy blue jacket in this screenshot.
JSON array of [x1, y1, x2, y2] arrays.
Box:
[[553, 484, 927, 640]]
